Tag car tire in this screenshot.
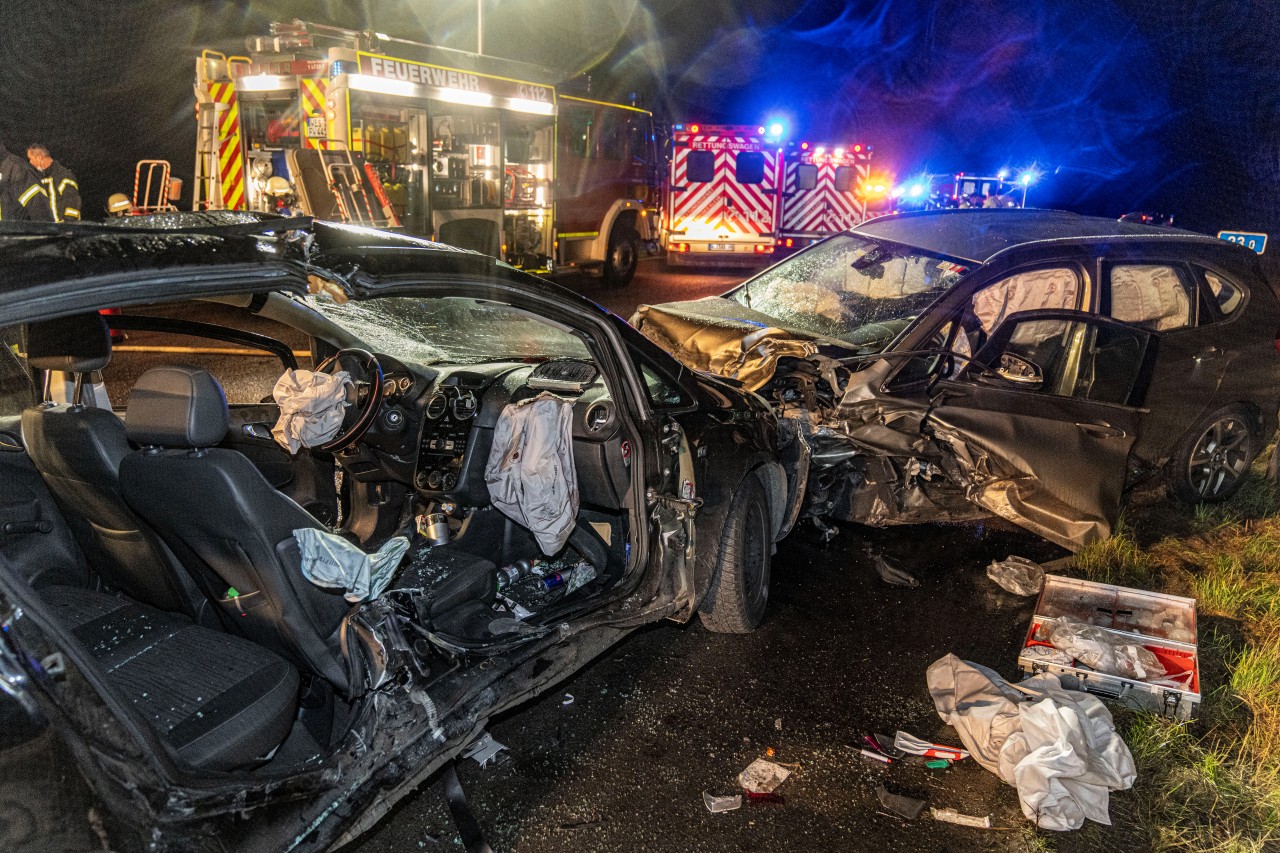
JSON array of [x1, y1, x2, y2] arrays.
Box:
[[699, 472, 771, 633], [1166, 404, 1260, 503], [601, 225, 640, 287]]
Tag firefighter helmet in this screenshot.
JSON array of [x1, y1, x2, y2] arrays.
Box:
[[265, 176, 292, 197], [106, 193, 132, 215]]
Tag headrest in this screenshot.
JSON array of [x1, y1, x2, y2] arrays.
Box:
[[125, 366, 229, 448], [26, 313, 111, 373]]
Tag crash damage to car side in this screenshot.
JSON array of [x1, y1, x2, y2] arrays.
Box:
[[633, 210, 1280, 554]]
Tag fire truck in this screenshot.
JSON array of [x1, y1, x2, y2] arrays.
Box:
[[777, 141, 875, 253], [194, 20, 660, 286], [662, 124, 784, 267]]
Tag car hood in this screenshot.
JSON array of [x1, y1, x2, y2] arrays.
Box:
[[630, 297, 822, 392]]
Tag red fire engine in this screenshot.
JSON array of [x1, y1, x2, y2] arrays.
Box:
[[778, 141, 875, 252], [194, 20, 660, 286], [662, 124, 783, 267]]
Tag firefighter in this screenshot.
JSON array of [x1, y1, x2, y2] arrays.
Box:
[[27, 143, 80, 222], [0, 143, 51, 221]]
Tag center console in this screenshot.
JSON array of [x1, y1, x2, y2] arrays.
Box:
[[415, 385, 478, 492]]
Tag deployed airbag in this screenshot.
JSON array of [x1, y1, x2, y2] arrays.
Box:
[[272, 369, 352, 453], [485, 392, 578, 555], [294, 528, 409, 603]]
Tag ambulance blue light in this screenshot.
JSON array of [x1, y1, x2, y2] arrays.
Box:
[[766, 120, 785, 138], [907, 183, 925, 198], [1019, 171, 1036, 185]]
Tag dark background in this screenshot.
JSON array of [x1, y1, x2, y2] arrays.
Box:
[[3, 0, 1276, 240]]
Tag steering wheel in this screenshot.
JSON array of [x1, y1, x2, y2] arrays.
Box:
[[313, 348, 384, 452]]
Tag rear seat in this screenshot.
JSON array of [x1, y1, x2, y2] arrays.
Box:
[[40, 585, 299, 771]]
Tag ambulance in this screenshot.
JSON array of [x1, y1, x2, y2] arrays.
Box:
[[777, 141, 875, 253], [194, 20, 660, 286], [662, 124, 783, 267]]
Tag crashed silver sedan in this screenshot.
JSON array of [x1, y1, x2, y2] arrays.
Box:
[[634, 209, 1280, 551]]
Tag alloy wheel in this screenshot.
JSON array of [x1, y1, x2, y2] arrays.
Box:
[[1187, 415, 1251, 499]]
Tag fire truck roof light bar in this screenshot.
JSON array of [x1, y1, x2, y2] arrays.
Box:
[[237, 74, 295, 92], [347, 73, 554, 114]]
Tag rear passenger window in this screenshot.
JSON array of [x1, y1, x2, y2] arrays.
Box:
[[795, 164, 817, 191], [1203, 270, 1244, 317], [686, 150, 714, 183], [1109, 264, 1191, 331], [736, 152, 765, 185], [833, 166, 854, 192]]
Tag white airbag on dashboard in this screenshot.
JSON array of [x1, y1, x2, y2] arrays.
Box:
[[271, 369, 352, 453], [485, 392, 578, 555]]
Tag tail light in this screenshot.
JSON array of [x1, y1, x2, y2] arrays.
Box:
[[784, 238, 794, 248], [672, 242, 690, 253], [754, 244, 774, 255]]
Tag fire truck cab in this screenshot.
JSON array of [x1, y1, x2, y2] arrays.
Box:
[[194, 20, 659, 285], [778, 141, 874, 253], [663, 124, 783, 267]]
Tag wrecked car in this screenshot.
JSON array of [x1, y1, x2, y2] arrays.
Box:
[[634, 208, 1280, 551], [0, 213, 794, 851]]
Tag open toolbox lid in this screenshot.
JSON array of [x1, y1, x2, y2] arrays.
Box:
[[1034, 574, 1197, 645]]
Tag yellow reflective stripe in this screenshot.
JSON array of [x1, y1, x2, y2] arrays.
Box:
[[58, 178, 78, 194], [18, 185, 44, 205], [63, 207, 80, 219]]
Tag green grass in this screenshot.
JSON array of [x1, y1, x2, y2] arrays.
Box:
[[1060, 461, 1280, 851]]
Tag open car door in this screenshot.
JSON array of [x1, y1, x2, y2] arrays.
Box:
[[925, 310, 1154, 551]]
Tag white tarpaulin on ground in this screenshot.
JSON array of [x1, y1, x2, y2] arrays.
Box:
[[485, 392, 578, 555], [272, 369, 352, 453], [926, 653, 1136, 831]]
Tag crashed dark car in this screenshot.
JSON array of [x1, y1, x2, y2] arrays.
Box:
[[0, 213, 794, 852], [634, 208, 1280, 551]]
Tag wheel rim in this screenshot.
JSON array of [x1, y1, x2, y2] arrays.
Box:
[[743, 500, 769, 616], [1187, 415, 1251, 499], [609, 239, 636, 276]]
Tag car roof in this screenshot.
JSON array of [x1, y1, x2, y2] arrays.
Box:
[[854, 208, 1228, 264]]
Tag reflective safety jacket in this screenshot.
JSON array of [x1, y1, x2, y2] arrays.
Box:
[[0, 148, 51, 221], [34, 161, 80, 222]]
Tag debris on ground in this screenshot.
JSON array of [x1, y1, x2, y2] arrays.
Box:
[[860, 748, 892, 764], [702, 791, 743, 813], [461, 732, 508, 769], [986, 555, 1045, 596], [743, 790, 785, 805], [868, 733, 906, 759], [930, 807, 992, 828], [927, 654, 1136, 830], [893, 730, 970, 761], [867, 545, 920, 587], [876, 785, 926, 820], [738, 758, 791, 794], [561, 693, 574, 706], [925, 759, 952, 770]]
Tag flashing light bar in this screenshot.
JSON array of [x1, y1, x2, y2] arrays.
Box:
[[237, 74, 294, 92], [348, 73, 418, 97]]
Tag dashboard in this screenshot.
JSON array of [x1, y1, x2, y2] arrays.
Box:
[[343, 356, 632, 511]]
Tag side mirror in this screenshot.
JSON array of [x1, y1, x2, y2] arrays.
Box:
[[994, 352, 1043, 388]]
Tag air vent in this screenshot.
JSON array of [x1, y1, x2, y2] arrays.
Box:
[[527, 359, 598, 394], [425, 392, 448, 419]]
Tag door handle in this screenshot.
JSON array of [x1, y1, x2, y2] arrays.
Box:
[[1195, 346, 1223, 362], [1076, 421, 1126, 439]]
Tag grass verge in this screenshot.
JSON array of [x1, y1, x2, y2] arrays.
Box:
[[1054, 463, 1280, 851]]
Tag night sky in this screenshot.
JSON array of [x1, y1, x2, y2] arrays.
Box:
[[3, 0, 1276, 245]]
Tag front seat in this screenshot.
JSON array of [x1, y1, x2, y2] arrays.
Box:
[[118, 365, 354, 693], [21, 313, 206, 616]]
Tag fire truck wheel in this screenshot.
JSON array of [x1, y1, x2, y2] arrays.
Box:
[[602, 225, 640, 287]]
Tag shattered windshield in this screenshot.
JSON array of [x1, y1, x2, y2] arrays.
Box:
[[308, 295, 592, 364], [728, 234, 969, 352]]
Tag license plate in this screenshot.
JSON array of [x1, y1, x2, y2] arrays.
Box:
[[707, 243, 733, 251]]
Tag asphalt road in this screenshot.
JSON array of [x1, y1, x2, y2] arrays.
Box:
[[345, 259, 1109, 853]]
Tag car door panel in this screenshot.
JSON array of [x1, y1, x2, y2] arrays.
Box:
[[925, 311, 1153, 551]]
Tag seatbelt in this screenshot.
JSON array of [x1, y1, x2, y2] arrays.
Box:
[[441, 763, 493, 853]]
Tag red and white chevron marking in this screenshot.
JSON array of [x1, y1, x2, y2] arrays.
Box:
[[668, 133, 779, 238], [780, 160, 870, 236]]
